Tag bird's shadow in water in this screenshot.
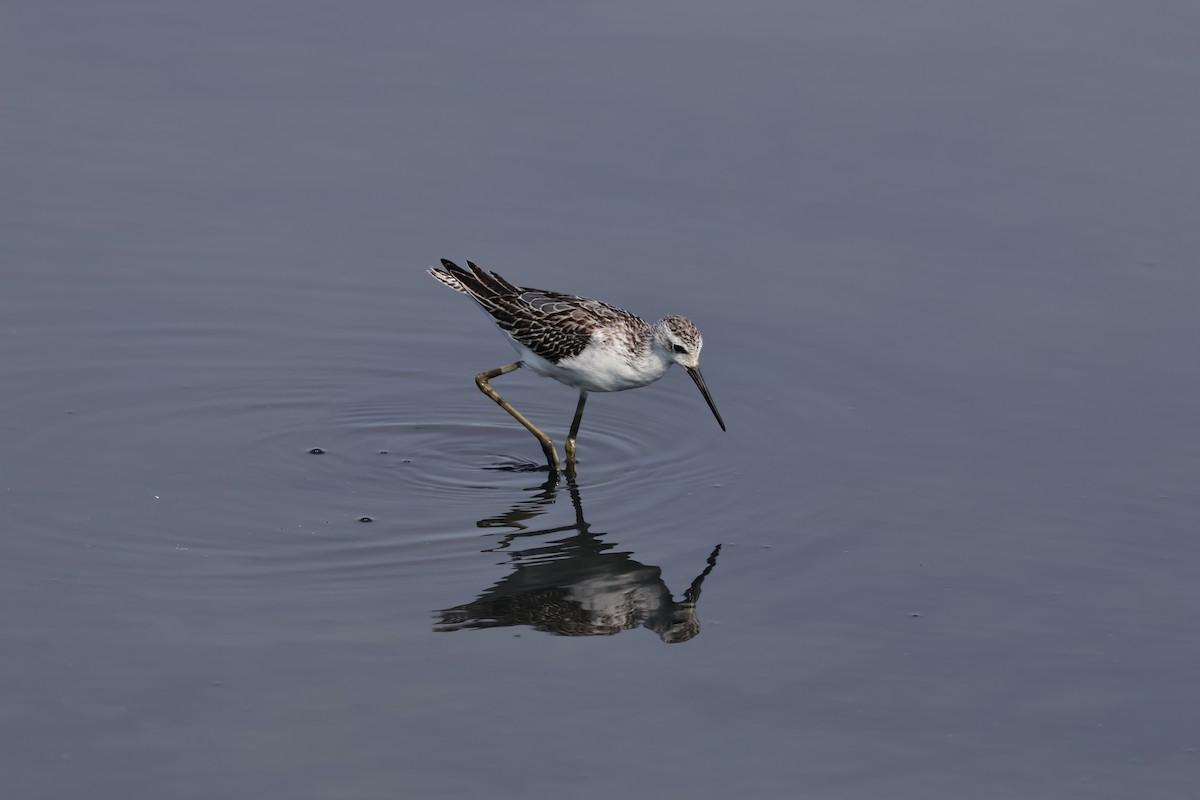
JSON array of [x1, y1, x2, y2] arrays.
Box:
[[434, 477, 722, 643]]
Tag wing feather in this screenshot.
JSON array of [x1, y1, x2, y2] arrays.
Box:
[[429, 259, 646, 363]]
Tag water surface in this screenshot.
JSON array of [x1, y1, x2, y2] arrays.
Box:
[[3, 2, 1199, 798]]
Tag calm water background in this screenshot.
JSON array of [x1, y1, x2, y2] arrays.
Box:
[[3, 1, 1199, 797]]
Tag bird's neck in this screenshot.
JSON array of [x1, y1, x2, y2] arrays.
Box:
[[630, 324, 673, 376]]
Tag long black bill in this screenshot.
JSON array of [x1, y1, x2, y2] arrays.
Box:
[[687, 367, 726, 431]]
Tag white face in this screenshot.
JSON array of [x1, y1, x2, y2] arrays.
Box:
[[665, 333, 702, 369], [661, 316, 704, 369]]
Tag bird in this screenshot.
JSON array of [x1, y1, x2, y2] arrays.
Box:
[[428, 258, 725, 476]]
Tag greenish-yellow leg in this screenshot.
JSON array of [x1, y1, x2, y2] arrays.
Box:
[[476, 363, 561, 474], [564, 391, 588, 479]]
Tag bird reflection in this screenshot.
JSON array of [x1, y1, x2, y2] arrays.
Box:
[[435, 480, 721, 643]]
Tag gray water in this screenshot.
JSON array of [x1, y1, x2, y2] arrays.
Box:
[[3, 2, 1199, 798]]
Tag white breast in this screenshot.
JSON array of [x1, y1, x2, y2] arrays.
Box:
[[507, 334, 672, 393]]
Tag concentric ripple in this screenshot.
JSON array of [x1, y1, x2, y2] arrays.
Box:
[[3, 279, 743, 601]]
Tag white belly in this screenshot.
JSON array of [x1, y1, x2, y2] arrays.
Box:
[[508, 336, 671, 393]]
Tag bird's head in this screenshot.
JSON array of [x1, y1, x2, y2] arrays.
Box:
[[654, 316, 725, 432], [656, 315, 704, 370]]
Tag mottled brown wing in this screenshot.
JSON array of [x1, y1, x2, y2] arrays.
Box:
[[491, 290, 637, 364], [433, 259, 641, 364]]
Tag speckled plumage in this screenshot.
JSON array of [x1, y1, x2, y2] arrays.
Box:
[[428, 259, 649, 366]]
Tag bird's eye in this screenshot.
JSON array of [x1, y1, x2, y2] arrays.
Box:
[[672, 344, 688, 354]]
